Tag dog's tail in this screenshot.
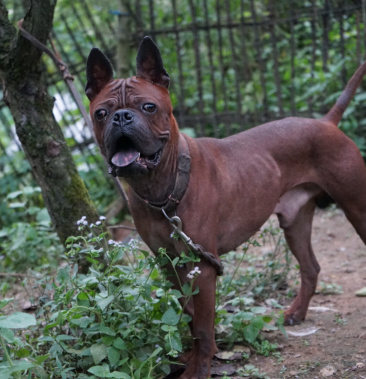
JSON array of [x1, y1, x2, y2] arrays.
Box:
[[322, 61, 366, 126]]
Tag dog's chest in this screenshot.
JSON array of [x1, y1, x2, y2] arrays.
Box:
[[131, 209, 176, 254]]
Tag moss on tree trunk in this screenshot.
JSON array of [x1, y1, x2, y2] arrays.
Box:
[[0, 0, 100, 243]]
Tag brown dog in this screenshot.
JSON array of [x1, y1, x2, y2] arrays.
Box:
[[86, 36, 366, 378]]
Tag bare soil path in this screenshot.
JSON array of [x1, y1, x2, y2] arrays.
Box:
[[236, 208, 366, 379]]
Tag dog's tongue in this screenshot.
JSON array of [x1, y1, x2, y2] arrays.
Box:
[[111, 150, 140, 167]]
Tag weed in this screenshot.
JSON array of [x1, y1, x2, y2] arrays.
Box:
[[272, 351, 285, 364], [318, 281, 343, 295], [0, 187, 63, 272], [0, 216, 290, 377], [236, 363, 269, 378], [334, 313, 348, 326]]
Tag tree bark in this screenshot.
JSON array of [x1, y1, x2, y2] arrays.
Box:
[[0, 0, 100, 243]]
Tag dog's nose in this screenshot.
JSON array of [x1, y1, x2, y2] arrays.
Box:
[[113, 110, 134, 125]]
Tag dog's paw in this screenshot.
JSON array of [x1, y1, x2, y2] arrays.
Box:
[[284, 311, 305, 326]]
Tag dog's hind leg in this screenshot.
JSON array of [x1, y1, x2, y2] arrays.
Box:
[[275, 185, 321, 325], [320, 145, 366, 247], [335, 197, 366, 247]]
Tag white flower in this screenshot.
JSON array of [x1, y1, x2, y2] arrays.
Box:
[[128, 239, 139, 249], [76, 215, 87, 225], [108, 239, 123, 247], [156, 357, 161, 363], [95, 221, 101, 226], [187, 266, 201, 280], [99, 216, 106, 220]]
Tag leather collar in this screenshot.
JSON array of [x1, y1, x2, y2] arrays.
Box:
[[133, 133, 191, 213]]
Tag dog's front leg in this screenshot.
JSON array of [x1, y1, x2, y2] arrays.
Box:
[[170, 261, 218, 379]]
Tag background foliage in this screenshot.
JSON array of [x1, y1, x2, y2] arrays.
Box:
[[0, 1, 366, 377], [1, 1, 366, 233]]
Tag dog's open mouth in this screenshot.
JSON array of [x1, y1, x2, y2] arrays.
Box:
[[110, 137, 162, 169]]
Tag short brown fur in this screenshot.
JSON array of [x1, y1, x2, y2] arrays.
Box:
[[86, 37, 366, 378]]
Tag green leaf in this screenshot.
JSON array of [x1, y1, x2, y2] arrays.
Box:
[[102, 336, 114, 346], [8, 202, 26, 208], [77, 292, 89, 300], [251, 306, 266, 314], [36, 208, 50, 222], [15, 348, 31, 358], [171, 257, 179, 267], [161, 324, 177, 332], [169, 334, 182, 352], [7, 190, 23, 199], [0, 328, 14, 343], [106, 372, 131, 378], [96, 295, 114, 311], [0, 312, 36, 329], [0, 298, 14, 309], [262, 315, 272, 324], [56, 335, 76, 341], [181, 282, 192, 296], [29, 364, 48, 379], [169, 289, 183, 299], [70, 316, 92, 328], [88, 364, 110, 377], [162, 308, 179, 326], [0, 229, 8, 238], [100, 324, 116, 336], [240, 312, 254, 321], [35, 354, 50, 365], [150, 347, 163, 358], [108, 346, 120, 366], [275, 313, 287, 338], [113, 337, 126, 350], [91, 343, 108, 365], [0, 360, 34, 377], [243, 323, 261, 344], [251, 316, 265, 330]]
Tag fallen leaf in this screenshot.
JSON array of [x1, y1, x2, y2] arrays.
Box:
[[286, 327, 320, 337], [308, 306, 339, 313], [355, 287, 366, 296], [320, 365, 336, 377], [215, 345, 251, 361]]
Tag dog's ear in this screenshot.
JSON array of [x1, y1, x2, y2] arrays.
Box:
[[85, 48, 114, 101], [136, 36, 170, 89]]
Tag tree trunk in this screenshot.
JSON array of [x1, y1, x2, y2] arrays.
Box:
[[0, 0, 100, 244]]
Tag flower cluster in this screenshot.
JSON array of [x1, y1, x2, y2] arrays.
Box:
[[108, 239, 124, 248], [76, 216, 88, 226], [76, 215, 107, 230], [187, 266, 201, 280]]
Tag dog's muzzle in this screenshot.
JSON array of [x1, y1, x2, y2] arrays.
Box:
[[105, 109, 164, 176]]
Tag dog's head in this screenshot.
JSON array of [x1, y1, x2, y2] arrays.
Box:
[[85, 36, 178, 177]]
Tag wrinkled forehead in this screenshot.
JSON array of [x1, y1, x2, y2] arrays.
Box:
[[90, 77, 171, 111]]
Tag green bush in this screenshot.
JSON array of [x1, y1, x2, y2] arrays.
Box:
[[0, 187, 62, 272], [0, 217, 289, 378]]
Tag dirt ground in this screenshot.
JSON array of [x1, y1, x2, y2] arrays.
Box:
[[218, 208, 366, 379]]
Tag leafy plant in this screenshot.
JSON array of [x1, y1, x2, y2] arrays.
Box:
[[0, 216, 290, 377], [0, 187, 63, 272], [0, 301, 41, 379], [215, 222, 290, 355]]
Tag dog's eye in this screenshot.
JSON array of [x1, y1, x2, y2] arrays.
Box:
[[95, 109, 107, 121], [142, 103, 156, 113]]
